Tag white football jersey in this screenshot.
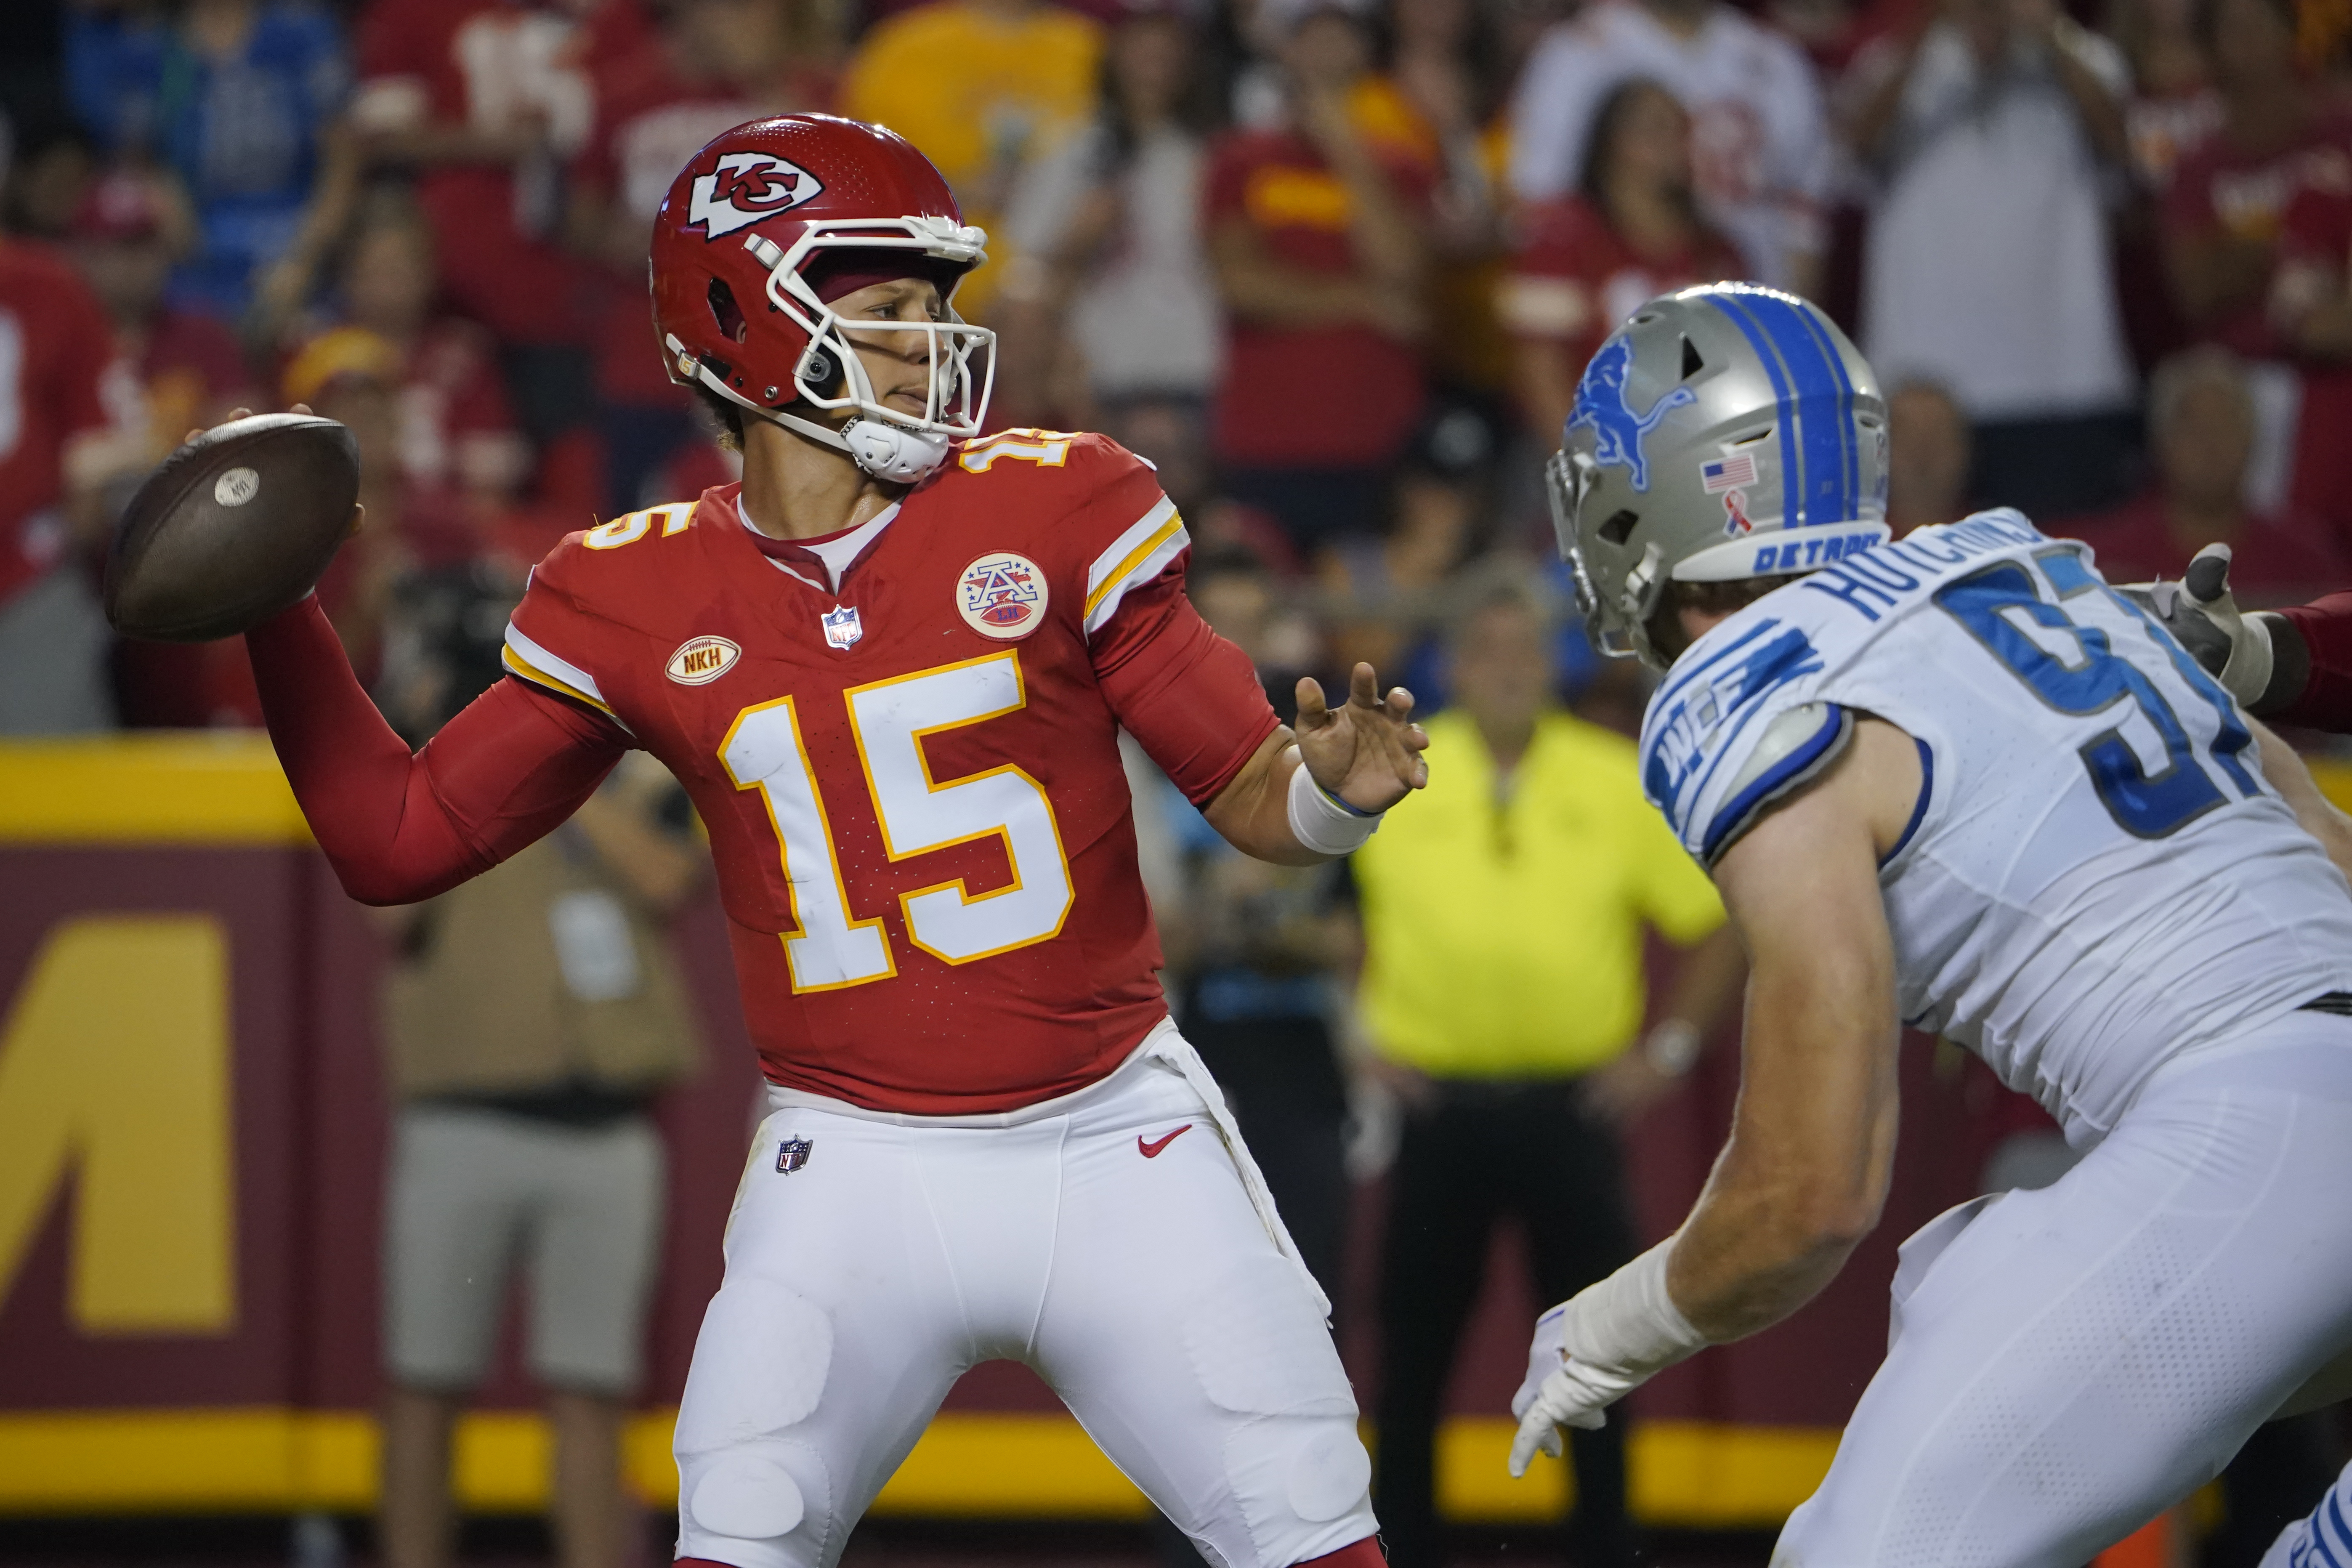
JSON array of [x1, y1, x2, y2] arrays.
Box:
[[1640, 510, 2352, 1144]]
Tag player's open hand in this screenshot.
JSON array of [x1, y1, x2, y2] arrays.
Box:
[[1294, 663, 1430, 813]]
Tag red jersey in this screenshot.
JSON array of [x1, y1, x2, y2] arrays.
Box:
[[2163, 109, 2352, 357], [0, 242, 134, 605], [2049, 487, 2343, 605], [354, 0, 596, 346], [1496, 195, 1749, 377], [1203, 129, 1431, 468], [497, 433, 1277, 1111]]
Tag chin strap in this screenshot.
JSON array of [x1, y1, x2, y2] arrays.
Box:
[[757, 405, 951, 484]]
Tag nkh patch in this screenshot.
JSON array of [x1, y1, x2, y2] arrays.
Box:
[[821, 604, 862, 650], [1701, 452, 1758, 493], [776, 1137, 813, 1174], [958, 552, 1047, 639]]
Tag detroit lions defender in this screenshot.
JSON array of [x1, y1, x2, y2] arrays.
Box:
[[1508, 282, 2352, 1565]]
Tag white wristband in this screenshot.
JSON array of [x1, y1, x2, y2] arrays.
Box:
[[1286, 760, 1383, 856], [1563, 1237, 1709, 1376]]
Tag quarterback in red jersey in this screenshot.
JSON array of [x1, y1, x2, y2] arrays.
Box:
[[234, 115, 1419, 1568]]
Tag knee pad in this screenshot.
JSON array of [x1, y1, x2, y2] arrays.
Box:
[[1181, 1256, 1373, 1563], [677, 1440, 837, 1568], [674, 1278, 838, 1567]]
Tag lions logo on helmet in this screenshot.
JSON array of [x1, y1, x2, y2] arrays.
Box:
[[1550, 284, 1891, 670], [1567, 338, 1696, 493]]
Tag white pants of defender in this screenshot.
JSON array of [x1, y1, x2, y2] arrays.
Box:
[[672, 1023, 1377, 1568], [1775, 1016, 2352, 1568]]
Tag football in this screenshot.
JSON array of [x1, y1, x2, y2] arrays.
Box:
[[104, 412, 361, 643]]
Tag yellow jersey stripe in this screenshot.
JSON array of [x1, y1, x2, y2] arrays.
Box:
[[500, 645, 618, 720]]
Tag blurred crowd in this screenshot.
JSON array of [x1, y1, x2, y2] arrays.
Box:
[[4, 0, 2352, 1559], [0, 0, 2346, 736]]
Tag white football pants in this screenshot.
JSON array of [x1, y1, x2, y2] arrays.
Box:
[[672, 1021, 1379, 1568], [1775, 1015, 2352, 1568]]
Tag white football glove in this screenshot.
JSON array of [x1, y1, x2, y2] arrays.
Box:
[[1504, 1240, 1710, 1479]]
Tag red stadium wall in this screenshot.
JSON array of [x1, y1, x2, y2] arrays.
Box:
[[0, 735, 2075, 1526]]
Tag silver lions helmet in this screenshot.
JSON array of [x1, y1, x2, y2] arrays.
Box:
[[1549, 283, 1890, 668]]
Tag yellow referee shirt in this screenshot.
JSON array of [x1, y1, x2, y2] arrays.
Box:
[[1353, 709, 1725, 1079]]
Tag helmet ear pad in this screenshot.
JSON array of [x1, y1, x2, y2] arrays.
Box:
[[797, 345, 842, 399]]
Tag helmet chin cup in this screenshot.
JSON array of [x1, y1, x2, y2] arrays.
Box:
[[841, 417, 950, 483]]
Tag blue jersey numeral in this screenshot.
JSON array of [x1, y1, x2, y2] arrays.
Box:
[[1935, 555, 2249, 840]]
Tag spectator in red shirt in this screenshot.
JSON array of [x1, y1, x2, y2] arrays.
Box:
[[318, 198, 535, 568], [2268, 160, 2352, 543], [1204, 0, 1433, 551], [2161, 0, 2352, 360], [2053, 345, 2341, 602], [570, 0, 831, 514], [67, 170, 258, 468], [347, 0, 601, 458], [68, 167, 271, 729], [1495, 77, 1746, 443], [0, 228, 144, 733]]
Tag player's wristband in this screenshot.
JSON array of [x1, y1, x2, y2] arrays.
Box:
[[1286, 761, 1384, 856], [1563, 1237, 1710, 1377]]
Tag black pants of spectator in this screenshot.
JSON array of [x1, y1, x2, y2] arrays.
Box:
[[1374, 1077, 1638, 1568], [603, 401, 701, 517], [499, 343, 601, 450], [1969, 409, 2140, 518], [1221, 465, 1388, 556], [1152, 1013, 1351, 1568]]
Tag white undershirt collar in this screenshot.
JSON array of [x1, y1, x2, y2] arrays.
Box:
[[735, 494, 902, 593]]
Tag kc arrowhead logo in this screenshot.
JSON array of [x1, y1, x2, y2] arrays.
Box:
[[688, 152, 825, 239]]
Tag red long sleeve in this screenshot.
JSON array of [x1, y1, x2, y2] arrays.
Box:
[[246, 597, 630, 904], [1092, 565, 1282, 806], [2274, 592, 2352, 734]]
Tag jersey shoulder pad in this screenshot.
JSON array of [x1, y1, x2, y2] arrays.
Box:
[[1640, 604, 1847, 866], [502, 495, 707, 725], [950, 430, 1183, 636]]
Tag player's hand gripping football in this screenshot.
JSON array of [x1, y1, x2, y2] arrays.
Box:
[[1294, 663, 1431, 813]]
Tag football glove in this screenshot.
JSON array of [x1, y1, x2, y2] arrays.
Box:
[[2122, 544, 2272, 706], [1506, 1240, 1709, 1478]]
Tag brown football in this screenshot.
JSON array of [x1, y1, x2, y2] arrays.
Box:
[[104, 413, 360, 642]]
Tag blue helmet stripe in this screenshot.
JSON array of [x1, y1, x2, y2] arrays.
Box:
[[1784, 297, 1860, 516], [1713, 291, 1857, 529], [1712, 294, 1802, 527]]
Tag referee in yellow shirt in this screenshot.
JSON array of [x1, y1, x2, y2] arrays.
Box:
[[1353, 579, 1744, 1568]]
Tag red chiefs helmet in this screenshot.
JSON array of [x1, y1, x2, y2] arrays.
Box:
[[650, 114, 994, 481]]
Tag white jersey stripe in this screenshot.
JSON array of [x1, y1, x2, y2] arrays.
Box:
[[1083, 497, 1188, 636]]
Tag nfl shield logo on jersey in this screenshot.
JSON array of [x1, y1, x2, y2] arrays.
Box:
[[775, 1136, 813, 1174], [958, 553, 1048, 639], [821, 605, 863, 650]]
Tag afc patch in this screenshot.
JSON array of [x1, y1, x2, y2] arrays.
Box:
[[821, 604, 863, 650], [776, 1136, 813, 1174], [958, 553, 1047, 639]]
